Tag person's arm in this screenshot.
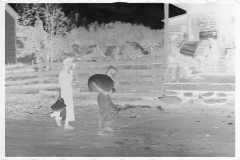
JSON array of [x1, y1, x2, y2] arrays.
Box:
[[112, 87, 116, 93], [58, 87, 61, 99], [72, 77, 79, 85], [58, 71, 63, 99], [72, 63, 76, 70], [108, 98, 120, 112], [91, 82, 109, 95]]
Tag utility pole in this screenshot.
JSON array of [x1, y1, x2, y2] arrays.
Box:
[[164, 3, 169, 66]]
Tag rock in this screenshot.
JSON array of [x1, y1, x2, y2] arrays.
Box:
[[157, 106, 163, 110], [184, 92, 193, 97], [217, 93, 228, 97], [204, 99, 227, 104], [115, 141, 125, 145], [144, 146, 151, 150], [202, 92, 215, 97], [163, 96, 182, 104]]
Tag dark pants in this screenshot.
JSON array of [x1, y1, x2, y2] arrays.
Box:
[[97, 93, 119, 130]]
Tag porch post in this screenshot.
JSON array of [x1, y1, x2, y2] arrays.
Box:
[[164, 3, 169, 65], [187, 11, 192, 40]]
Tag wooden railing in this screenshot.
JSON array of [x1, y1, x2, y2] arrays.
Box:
[[5, 60, 166, 99]]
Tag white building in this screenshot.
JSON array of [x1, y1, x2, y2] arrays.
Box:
[[165, 3, 235, 73]]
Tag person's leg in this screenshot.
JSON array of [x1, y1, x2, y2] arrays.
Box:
[[97, 115, 110, 135], [64, 107, 75, 129], [194, 56, 204, 72], [194, 60, 201, 73], [64, 120, 74, 129], [176, 55, 192, 79], [179, 63, 191, 79], [64, 107, 74, 129], [63, 87, 75, 129], [97, 93, 110, 135], [103, 121, 114, 132], [55, 117, 62, 127], [50, 111, 62, 127]]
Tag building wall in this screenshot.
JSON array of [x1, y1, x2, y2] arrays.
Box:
[[5, 10, 17, 64], [188, 5, 219, 41], [188, 4, 235, 47], [187, 4, 235, 73], [218, 5, 235, 47], [168, 4, 235, 74]]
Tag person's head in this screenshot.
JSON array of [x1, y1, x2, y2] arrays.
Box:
[[106, 66, 118, 78], [170, 35, 178, 42], [63, 57, 75, 71]]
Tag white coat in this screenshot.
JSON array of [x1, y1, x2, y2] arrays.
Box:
[[58, 69, 75, 121]]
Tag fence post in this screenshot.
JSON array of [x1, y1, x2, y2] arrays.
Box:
[[136, 69, 138, 83], [116, 47, 119, 61], [32, 60, 38, 72], [175, 65, 180, 82]]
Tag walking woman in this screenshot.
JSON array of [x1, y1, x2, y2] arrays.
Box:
[[50, 57, 75, 129], [89, 66, 120, 135]]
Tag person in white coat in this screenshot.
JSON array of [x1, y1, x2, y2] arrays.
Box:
[[50, 57, 76, 129]]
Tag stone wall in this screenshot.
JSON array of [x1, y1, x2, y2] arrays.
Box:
[[163, 90, 235, 106]]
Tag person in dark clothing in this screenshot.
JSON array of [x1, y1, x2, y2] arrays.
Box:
[[89, 66, 120, 135]]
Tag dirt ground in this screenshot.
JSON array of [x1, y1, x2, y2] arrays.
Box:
[[5, 94, 235, 157]]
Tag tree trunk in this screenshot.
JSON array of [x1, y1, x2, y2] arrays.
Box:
[[50, 56, 53, 71], [46, 54, 50, 71]]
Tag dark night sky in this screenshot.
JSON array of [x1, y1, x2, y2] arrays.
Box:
[[9, 3, 185, 29]]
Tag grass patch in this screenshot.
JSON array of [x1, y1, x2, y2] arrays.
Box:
[[6, 76, 38, 81], [5, 88, 39, 94]]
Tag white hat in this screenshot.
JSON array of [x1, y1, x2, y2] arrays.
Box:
[[63, 57, 73, 68]]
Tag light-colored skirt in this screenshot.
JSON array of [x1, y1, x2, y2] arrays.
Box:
[[60, 84, 75, 121]]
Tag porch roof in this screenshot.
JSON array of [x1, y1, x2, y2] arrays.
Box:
[[5, 3, 20, 20], [172, 3, 217, 11]]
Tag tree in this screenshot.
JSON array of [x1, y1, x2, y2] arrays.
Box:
[[16, 3, 76, 62], [16, 24, 45, 59]]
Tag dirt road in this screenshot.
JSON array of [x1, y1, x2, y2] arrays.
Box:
[[5, 102, 235, 157]]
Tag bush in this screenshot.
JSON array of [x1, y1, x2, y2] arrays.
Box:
[[18, 21, 164, 62], [60, 22, 164, 61], [5, 62, 24, 68]]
